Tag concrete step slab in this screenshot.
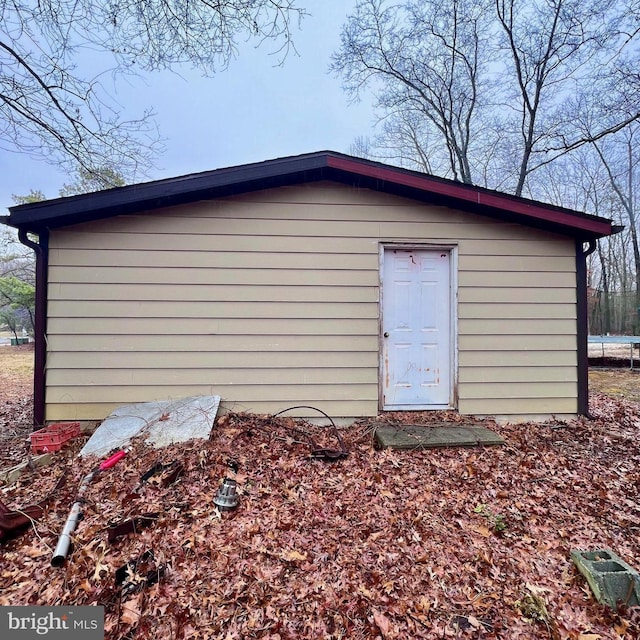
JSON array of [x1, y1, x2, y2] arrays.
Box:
[[373, 423, 505, 450]]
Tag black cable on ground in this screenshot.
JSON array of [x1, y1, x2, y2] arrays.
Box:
[[272, 405, 347, 459]]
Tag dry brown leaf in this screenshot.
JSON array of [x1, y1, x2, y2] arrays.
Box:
[[91, 542, 109, 582], [358, 585, 375, 599], [281, 549, 307, 562], [471, 524, 492, 537], [2, 398, 640, 639], [120, 593, 142, 626], [415, 596, 431, 613], [373, 609, 392, 637], [467, 615, 483, 629], [24, 545, 47, 559], [79, 580, 92, 593]]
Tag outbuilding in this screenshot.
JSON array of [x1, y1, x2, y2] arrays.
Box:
[[3, 152, 615, 425]]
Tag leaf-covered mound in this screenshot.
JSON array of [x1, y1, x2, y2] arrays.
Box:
[[1, 394, 639, 639]]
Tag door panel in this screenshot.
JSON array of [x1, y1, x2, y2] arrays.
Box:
[[382, 248, 452, 409]]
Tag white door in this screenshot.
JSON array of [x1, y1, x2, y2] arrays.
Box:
[[382, 248, 452, 409]]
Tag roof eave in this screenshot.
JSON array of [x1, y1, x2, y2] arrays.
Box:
[[4, 151, 614, 240], [6, 153, 333, 231], [324, 155, 613, 240]]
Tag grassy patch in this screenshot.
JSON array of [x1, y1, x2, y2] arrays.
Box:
[[589, 368, 640, 403], [0, 346, 34, 388]]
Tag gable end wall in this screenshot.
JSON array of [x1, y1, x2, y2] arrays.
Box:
[[45, 182, 577, 421]]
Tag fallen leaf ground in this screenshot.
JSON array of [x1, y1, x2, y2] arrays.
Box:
[[1, 348, 640, 639], [0, 343, 35, 468]]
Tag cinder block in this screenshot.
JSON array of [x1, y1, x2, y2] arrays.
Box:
[[0, 454, 53, 485], [571, 548, 640, 609]]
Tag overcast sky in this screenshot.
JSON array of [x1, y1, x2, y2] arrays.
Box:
[[0, 0, 375, 210]]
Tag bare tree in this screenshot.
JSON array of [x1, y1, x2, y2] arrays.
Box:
[[350, 113, 438, 174], [527, 133, 640, 334], [333, 0, 640, 196], [493, 0, 639, 196], [331, 0, 493, 184], [592, 131, 639, 279], [1, 0, 305, 178], [588, 128, 640, 331]]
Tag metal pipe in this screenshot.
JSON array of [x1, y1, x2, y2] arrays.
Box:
[[51, 502, 83, 567], [51, 469, 97, 567]]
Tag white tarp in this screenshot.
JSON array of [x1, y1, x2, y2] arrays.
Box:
[[80, 395, 221, 458]]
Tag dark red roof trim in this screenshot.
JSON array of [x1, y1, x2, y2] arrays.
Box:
[[326, 155, 612, 238]]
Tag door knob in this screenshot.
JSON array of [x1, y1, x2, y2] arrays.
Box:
[[384, 332, 389, 338]]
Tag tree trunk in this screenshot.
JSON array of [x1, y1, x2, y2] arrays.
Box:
[[597, 241, 612, 334]]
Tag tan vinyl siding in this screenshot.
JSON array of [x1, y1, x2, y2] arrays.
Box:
[[48, 284, 378, 303], [462, 350, 576, 367], [459, 397, 577, 415], [45, 383, 375, 419], [46, 334, 377, 352], [47, 250, 375, 270], [46, 384, 376, 403], [460, 255, 575, 272], [48, 367, 378, 386], [48, 300, 379, 319], [47, 317, 376, 336], [47, 401, 375, 422], [458, 270, 575, 288], [47, 350, 381, 369], [459, 366, 577, 383], [47, 266, 378, 286], [46, 181, 577, 421], [459, 318, 576, 335], [458, 335, 576, 351], [460, 288, 576, 304]]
